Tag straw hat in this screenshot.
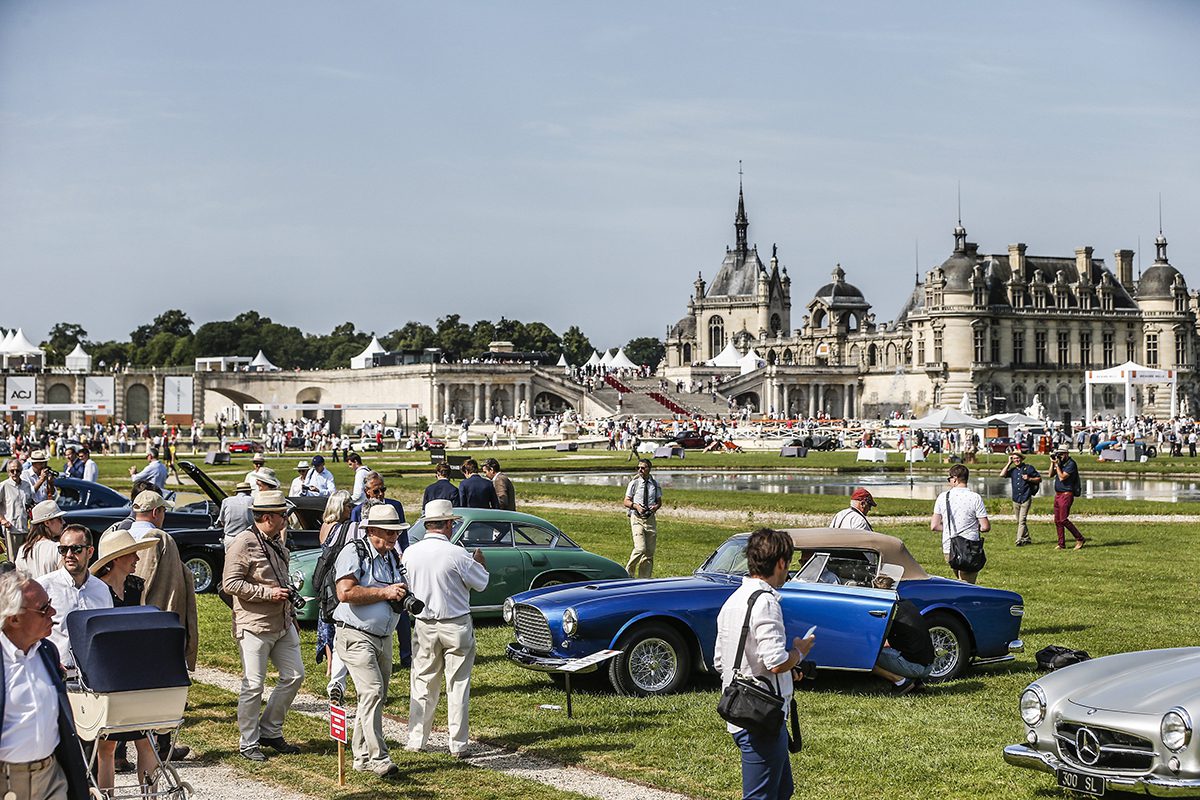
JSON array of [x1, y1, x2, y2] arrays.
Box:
[[251, 490, 290, 513], [1055, 444, 1070, 455], [29, 450, 48, 464], [250, 468, 280, 488], [422, 499, 461, 523], [295, 460, 310, 471], [30, 500, 65, 525], [364, 504, 410, 531], [234, 481, 252, 494], [90, 529, 156, 575], [251, 453, 266, 464]]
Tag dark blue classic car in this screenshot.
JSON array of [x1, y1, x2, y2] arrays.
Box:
[[505, 529, 1025, 695]]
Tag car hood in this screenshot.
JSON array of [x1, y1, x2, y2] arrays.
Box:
[[179, 460, 228, 504], [1048, 648, 1200, 714], [512, 573, 737, 612]]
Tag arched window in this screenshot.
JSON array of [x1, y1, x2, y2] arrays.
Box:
[[767, 349, 777, 365], [682, 343, 692, 363], [847, 313, 859, 332], [708, 315, 725, 359], [769, 313, 781, 335], [812, 308, 826, 329], [126, 384, 150, 424], [1012, 384, 1027, 410], [782, 349, 794, 365], [867, 344, 878, 367], [47, 384, 71, 424]]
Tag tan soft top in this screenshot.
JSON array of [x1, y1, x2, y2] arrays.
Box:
[[779, 528, 930, 582]]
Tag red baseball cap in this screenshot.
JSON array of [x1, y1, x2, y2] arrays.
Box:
[[851, 488, 876, 507]]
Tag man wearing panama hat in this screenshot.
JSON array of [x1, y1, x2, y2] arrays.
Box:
[[244, 452, 268, 487], [222, 490, 305, 762], [218, 482, 255, 548]]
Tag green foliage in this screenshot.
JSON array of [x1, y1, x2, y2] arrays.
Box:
[[131, 309, 193, 348], [561, 325, 593, 365], [86, 340, 130, 368], [624, 335, 665, 369], [471, 319, 498, 354], [382, 321, 437, 352], [435, 314, 473, 360], [41, 322, 88, 365], [521, 321, 561, 352]]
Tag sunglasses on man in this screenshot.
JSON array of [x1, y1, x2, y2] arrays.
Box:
[[57, 544, 89, 555]]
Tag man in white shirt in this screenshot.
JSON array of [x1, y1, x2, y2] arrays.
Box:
[[243, 453, 267, 487], [0, 570, 90, 800], [403, 499, 489, 757], [78, 450, 98, 485], [26, 452, 55, 505], [347, 452, 370, 505], [714, 528, 814, 800], [288, 462, 309, 496], [128, 449, 168, 491], [35, 526, 112, 674], [0, 460, 33, 557], [829, 488, 876, 531], [303, 456, 336, 497], [931, 464, 990, 584]]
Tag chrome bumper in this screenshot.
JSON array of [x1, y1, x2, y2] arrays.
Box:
[[1004, 744, 1200, 797], [505, 643, 601, 674]]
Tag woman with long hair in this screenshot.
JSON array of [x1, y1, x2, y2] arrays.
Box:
[[316, 490, 353, 703], [16, 500, 66, 578]]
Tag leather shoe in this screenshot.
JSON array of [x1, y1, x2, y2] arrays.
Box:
[[260, 736, 300, 755], [113, 758, 134, 774], [239, 746, 267, 762]]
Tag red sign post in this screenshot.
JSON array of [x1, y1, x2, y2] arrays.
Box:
[[330, 705, 348, 785]]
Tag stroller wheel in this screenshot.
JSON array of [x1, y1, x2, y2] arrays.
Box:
[[178, 781, 194, 800], [89, 788, 106, 800]]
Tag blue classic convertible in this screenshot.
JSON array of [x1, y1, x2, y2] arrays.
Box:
[[505, 529, 1025, 695]]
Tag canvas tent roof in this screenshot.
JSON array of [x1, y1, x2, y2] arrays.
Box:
[[1086, 361, 1173, 384], [350, 337, 387, 369], [250, 350, 280, 371], [0, 331, 13, 353], [908, 408, 986, 429], [609, 348, 637, 369], [5, 328, 41, 355], [738, 348, 765, 375], [706, 341, 742, 367], [599, 349, 614, 366], [65, 343, 92, 372], [555, 353, 568, 367], [982, 412, 1044, 428], [584, 351, 602, 367]]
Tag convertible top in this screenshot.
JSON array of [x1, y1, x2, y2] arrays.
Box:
[[769, 528, 930, 582]]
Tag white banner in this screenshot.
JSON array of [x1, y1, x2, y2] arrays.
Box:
[[85, 376, 115, 407], [163, 376, 194, 416], [5, 377, 35, 406]]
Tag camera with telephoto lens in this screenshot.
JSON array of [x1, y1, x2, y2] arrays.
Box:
[[287, 571, 307, 610], [387, 565, 425, 616]]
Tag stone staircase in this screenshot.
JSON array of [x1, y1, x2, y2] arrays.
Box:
[[612, 376, 735, 418]]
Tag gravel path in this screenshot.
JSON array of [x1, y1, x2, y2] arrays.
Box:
[[173, 761, 313, 800], [192, 666, 693, 800]]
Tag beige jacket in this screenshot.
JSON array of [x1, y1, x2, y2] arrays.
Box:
[[222, 527, 294, 639], [133, 528, 199, 670], [492, 472, 516, 511]]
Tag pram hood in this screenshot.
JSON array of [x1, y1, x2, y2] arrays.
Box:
[[67, 607, 191, 693]]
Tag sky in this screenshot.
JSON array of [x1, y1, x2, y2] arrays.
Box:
[[2, 1, 1199, 352]]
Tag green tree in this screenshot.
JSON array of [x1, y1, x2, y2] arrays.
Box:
[[470, 320, 498, 355], [624, 336, 665, 370], [42, 323, 88, 365], [383, 322, 437, 352], [435, 315, 473, 360], [136, 331, 183, 366], [521, 321, 561, 353], [561, 325, 593, 366], [131, 309, 193, 348], [87, 340, 130, 368]]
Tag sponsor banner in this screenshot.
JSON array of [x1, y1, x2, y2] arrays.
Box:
[[5, 376, 35, 406], [163, 376, 194, 416], [85, 376, 115, 406]]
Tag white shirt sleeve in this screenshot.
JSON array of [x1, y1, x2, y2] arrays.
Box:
[[751, 595, 790, 671], [459, 555, 490, 592], [973, 492, 989, 519]]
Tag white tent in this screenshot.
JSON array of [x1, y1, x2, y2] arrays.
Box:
[[0, 330, 12, 354], [250, 350, 281, 372], [982, 412, 1045, 428], [706, 341, 742, 367], [350, 337, 387, 369], [599, 349, 614, 367], [65, 343, 92, 372], [738, 348, 765, 375], [908, 408, 986, 429], [6, 328, 40, 355], [555, 353, 569, 372], [1085, 361, 1177, 419], [609, 348, 637, 370], [584, 351, 602, 368]]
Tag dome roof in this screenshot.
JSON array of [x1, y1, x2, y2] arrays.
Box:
[[670, 315, 696, 338], [894, 283, 925, 327], [938, 252, 977, 291], [1137, 264, 1185, 299], [812, 265, 870, 309]]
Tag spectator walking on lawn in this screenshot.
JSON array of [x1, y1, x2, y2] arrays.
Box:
[[623, 459, 661, 578]]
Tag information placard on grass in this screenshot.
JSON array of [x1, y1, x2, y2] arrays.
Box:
[[559, 649, 622, 673], [329, 705, 348, 743]]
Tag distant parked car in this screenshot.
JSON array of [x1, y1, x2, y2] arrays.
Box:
[[668, 431, 709, 449], [288, 508, 628, 623], [1004, 647, 1200, 797], [227, 440, 262, 454], [987, 437, 1028, 454], [506, 529, 1024, 696]]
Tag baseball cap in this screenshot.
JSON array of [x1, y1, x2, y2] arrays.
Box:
[[851, 488, 877, 508]]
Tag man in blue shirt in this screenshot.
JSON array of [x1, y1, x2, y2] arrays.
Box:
[[1050, 444, 1085, 549], [420, 463, 459, 512], [128, 448, 168, 491], [457, 459, 498, 510], [1000, 450, 1041, 546]]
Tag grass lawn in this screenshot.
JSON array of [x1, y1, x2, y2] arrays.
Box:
[[190, 505, 1200, 799]]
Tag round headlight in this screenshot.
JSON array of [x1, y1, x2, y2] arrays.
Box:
[[502, 597, 514, 624], [1162, 708, 1192, 752], [1020, 686, 1046, 726], [562, 607, 578, 637]]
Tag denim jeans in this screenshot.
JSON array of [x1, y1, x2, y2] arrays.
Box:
[[732, 724, 793, 800]]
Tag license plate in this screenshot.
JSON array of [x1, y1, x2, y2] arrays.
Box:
[[1057, 768, 1105, 796]]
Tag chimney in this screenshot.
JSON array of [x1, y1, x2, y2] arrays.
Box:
[[1114, 249, 1134, 291], [1075, 246, 1094, 282], [1008, 243, 1027, 280]]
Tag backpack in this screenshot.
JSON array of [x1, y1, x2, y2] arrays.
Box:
[[1035, 644, 1090, 672], [1027, 466, 1041, 497], [314, 523, 400, 623]]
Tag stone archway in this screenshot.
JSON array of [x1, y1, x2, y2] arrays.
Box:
[[532, 391, 573, 416], [296, 387, 323, 420], [491, 386, 513, 418], [733, 391, 760, 412], [125, 383, 150, 424], [46, 383, 72, 423]]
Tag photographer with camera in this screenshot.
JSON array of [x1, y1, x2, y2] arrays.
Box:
[[222, 490, 305, 762], [331, 504, 413, 778], [27, 450, 56, 503], [1000, 449, 1041, 546], [1049, 444, 1086, 550]]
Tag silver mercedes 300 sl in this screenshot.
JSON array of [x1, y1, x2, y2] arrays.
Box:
[[1005, 647, 1200, 797]]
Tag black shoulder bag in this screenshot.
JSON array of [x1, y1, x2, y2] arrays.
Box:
[[944, 490, 986, 573], [717, 590, 803, 752]]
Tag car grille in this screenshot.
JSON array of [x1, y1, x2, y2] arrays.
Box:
[[513, 604, 553, 652], [1055, 721, 1156, 772]]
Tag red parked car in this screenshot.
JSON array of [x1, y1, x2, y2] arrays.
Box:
[[227, 440, 263, 454], [986, 437, 1028, 454]]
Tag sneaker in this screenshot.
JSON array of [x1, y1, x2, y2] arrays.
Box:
[[1055, 545, 1065, 550], [893, 679, 918, 696], [1074, 538, 1087, 550], [372, 763, 400, 778], [260, 737, 300, 755], [329, 685, 345, 706], [239, 746, 267, 762]]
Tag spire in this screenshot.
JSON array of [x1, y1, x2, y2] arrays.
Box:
[[1155, 231, 1169, 265], [735, 161, 749, 256]]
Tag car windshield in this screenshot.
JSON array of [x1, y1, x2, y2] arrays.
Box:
[[697, 538, 749, 576]]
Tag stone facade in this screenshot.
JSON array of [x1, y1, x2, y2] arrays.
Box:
[[665, 187, 1197, 420]]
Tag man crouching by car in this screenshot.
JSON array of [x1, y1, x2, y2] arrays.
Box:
[[333, 504, 412, 779], [715, 528, 815, 800], [869, 574, 934, 695]]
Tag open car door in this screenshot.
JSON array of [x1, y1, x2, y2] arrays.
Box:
[[778, 554, 896, 671]]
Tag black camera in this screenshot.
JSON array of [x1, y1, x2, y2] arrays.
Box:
[[287, 572, 307, 610], [389, 593, 425, 616]]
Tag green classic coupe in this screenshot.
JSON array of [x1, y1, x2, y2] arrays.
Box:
[[289, 508, 628, 622]]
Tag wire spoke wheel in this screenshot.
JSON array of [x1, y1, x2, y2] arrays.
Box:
[[185, 557, 214, 593], [627, 637, 678, 693], [925, 613, 970, 680]]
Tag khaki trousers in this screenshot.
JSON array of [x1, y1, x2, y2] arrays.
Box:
[[237, 625, 305, 749], [1013, 499, 1032, 544], [0, 757, 67, 800], [407, 617, 475, 754], [626, 513, 657, 578], [335, 627, 393, 771]]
